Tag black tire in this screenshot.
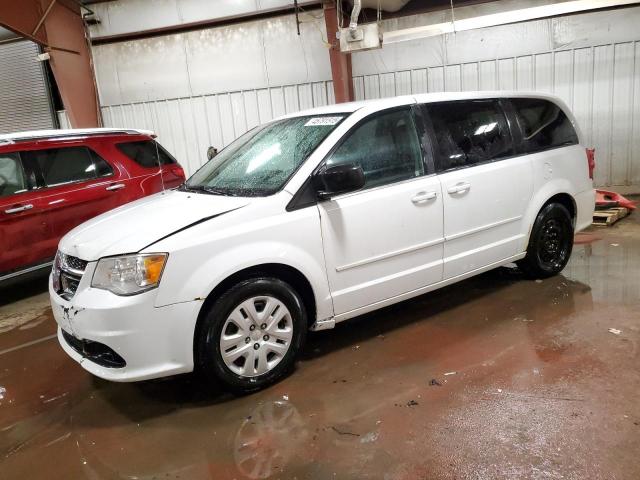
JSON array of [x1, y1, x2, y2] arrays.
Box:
[[517, 202, 574, 279], [196, 277, 307, 394]]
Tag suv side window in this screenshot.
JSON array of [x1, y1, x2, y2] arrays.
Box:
[[511, 98, 578, 153], [21, 147, 113, 187], [426, 100, 513, 172], [116, 140, 176, 168], [326, 108, 424, 190], [0, 153, 27, 198]]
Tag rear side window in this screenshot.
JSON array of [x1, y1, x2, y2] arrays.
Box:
[[511, 98, 578, 153], [426, 100, 513, 172], [0, 153, 27, 198], [327, 108, 424, 189], [21, 147, 113, 187], [116, 140, 176, 168]]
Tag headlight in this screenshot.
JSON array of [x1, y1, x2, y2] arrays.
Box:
[[91, 253, 168, 296], [52, 251, 62, 291]]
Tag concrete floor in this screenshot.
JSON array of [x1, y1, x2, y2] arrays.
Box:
[[1, 214, 639, 480]]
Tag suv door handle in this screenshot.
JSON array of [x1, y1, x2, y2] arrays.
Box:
[[106, 183, 125, 191], [411, 191, 437, 204], [5, 204, 33, 214], [447, 182, 471, 195]]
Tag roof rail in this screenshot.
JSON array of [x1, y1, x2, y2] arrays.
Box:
[[0, 128, 155, 144]]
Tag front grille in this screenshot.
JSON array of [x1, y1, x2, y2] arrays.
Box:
[[61, 330, 126, 368], [56, 253, 87, 300], [63, 255, 88, 273]]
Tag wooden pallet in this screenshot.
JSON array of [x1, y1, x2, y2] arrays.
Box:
[[593, 207, 630, 226]]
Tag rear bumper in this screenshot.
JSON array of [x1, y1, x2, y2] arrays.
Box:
[[50, 273, 203, 382], [575, 188, 596, 232]]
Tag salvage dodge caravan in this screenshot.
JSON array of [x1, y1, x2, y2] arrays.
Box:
[[50, 92, 595, 392]]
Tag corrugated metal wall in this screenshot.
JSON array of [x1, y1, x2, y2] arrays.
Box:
[[0, 40, 56, 134], [100, 81, 334, 174]]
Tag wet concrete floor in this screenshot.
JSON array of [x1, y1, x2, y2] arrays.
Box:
[[1, 214, 639, 480]]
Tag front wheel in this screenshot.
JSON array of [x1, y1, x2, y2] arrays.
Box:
[[196, 277, 307, 393], [517, 203, 574, 279]]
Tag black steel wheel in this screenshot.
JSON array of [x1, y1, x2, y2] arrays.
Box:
[[518, 203, 574, 278]]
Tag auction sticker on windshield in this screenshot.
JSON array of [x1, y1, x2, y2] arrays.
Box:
[[305, 116, 343, 126]]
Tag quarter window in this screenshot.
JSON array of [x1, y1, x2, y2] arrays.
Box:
[[511, 98, 578, 153], [426, 100, 513, 172], [0, 153, 26, 198], [116, 140, 176, 168], [327, 109, 424, 189], [21, 147, 113, 187]]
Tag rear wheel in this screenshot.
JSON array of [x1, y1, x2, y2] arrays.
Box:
[[518, 203, 574, 278], [196, 277, 307, 393]]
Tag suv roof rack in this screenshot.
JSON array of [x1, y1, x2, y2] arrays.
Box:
[[0, 128, 155, 144]]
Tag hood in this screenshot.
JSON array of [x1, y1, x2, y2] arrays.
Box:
[[60, 190, 250, 261]]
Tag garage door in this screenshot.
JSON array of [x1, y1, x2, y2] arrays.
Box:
[[0, 40, 56, 134]]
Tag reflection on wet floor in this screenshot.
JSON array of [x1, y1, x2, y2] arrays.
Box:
[[1, 215, 639, 479]]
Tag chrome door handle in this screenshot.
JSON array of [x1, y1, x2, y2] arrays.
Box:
[[106, 183, 125, 191], [411, 191, 437, 204], [5, 204, 33, 214], [447, 182, 471, 195]]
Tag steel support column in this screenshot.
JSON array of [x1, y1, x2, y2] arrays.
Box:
[[0, 0, 101, 128], [323, 1, 354, 103]]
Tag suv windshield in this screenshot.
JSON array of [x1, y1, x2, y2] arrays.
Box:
[[185, 114, 345, 196]]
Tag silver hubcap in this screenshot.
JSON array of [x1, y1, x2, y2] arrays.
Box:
[[220, 296, 293, 377]]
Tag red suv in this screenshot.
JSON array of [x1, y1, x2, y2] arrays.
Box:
[[0, 128, 185, 283]]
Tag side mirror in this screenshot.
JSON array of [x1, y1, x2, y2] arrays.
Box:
[[313, 163, 365, 200]]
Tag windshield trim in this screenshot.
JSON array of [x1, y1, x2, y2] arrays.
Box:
[[184, 113, 350, 198]]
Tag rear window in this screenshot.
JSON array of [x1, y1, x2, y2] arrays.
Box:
[[116, 140, 176, 168], [511, 98, 578, 153]]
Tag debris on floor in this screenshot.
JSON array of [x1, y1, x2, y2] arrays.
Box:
[[595, 190, 637, 210], [360, 432, 379, 443], [444, 371, 457, 376], [406, 400, 419, 407], [429, 378, 442, 386], [608, 328, 622, 335], [0, 386, 5, 400], [593, 191, 636, 226]]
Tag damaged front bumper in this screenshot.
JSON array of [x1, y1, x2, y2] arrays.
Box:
[[49, 265, 203, 382]]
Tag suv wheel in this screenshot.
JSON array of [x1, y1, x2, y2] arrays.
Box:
[[196, 277, 307, 393], [518, 202, 574, 278]]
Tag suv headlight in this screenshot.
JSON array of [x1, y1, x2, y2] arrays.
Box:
[[52, 250, 62, 291], [91, 253, 168, 296]]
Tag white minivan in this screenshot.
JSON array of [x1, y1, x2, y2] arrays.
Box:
[[50, 92, 595, 392]]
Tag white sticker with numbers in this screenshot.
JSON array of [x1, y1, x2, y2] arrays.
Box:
[[305, 116, 342, 126]]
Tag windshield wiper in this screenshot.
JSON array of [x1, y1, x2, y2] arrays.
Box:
[[181, 184, 238, 196]]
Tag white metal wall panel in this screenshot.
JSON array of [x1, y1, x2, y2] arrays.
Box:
[[100, 81, 335, 175], [89, 0, 300, 38], [93, 10, 330, 106], [351, 7, 640, 188], [0, 41, 55, 134]]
